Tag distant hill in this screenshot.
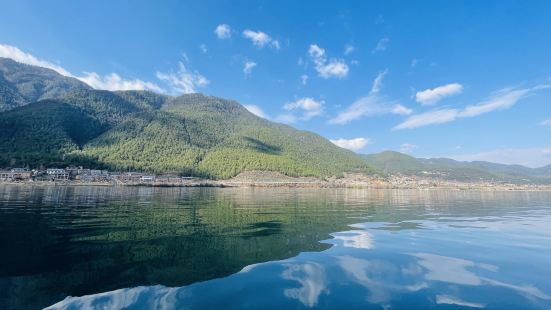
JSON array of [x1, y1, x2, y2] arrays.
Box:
[[0, 59, 371, 179], [0, 57, 90, 111], [364, 151, 551, 184]]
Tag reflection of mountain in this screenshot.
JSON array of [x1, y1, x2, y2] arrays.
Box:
[[0, 186, 356, 310], [3, 187, 551, 309], [47, 211, 551, 310]]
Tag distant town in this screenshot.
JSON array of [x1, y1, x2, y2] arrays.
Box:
[[0, 166, 203, 186]]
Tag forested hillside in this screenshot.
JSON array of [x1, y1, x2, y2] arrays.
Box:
[[0, 57, 90, 111], [0, 59, 372, 178]]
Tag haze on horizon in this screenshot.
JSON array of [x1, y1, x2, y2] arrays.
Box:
[[1, 0, 550, 167]]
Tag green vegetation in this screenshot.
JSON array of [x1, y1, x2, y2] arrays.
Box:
[[0, 57, 89, 111], [0, 59, 371, 178]]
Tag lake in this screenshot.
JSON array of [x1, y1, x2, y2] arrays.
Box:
[[0, 185, 550, 309]]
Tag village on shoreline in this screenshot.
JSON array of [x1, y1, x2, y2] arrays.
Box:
[[1, 166, 551, 191]]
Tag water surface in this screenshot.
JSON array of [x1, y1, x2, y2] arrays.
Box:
[[0, 185, 550, 309]]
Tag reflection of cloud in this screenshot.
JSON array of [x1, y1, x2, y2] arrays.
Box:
[[436, 295, 485, 308], [483, 279, 551, 301], [336, 256, 427, 304], [281, 262, 327, 307], [330, 230, 374, 249], [412, 253, 551, 301], [45, 285, 181, 310], [412, 253, 483, 285]]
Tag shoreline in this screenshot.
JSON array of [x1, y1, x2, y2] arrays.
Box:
[[2, 180, 551, 192]]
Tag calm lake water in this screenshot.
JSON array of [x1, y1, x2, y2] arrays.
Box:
[[0, 186, 550, 309]]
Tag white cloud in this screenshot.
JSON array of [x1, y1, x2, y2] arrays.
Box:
[[199, 44, 208, 53], [1, 43, 164, 92], [283, 97, 324, 120], [78, 72, 164, 92], [344, 44, 355, 55], [400, 143, 418, 154], [330, 138, 370, 152], [156, 62, 209, 95], [0, 44, 72, 76], [395, 85, 545, 130], [300, 74, 308, 86], [308, 44, 325, 58], [450, 147, 551, 168], [244, 104, 266, 118], [242, 30, 279, 49], [415, 83, 464, 105], [329, 71, 411, 124], [214, 24, 231, 39], [393, 108, 459, 130], [308, 44, 349, 79], [243, 61, 257, 76], [372, 37, 389, 53]]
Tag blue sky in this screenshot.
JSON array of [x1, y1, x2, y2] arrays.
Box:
[[1, 0, 550, 167]]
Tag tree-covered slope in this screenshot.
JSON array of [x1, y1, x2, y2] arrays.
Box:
[[0, 60, 371, 178], [0, 100, 105, 167], [84, 94, 372, 178], [0, 57, 90, 111]]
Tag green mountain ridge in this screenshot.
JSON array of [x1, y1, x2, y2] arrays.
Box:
[[0, 58, 371, 179], [364, 151, 551, 184], [2, 57, 549, 183], [0, 57, 90, 111]]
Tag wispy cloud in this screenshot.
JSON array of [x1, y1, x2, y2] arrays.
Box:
[[415, 83, 463, 105], [372, 37, 389, 53], [393, 109, 458, 130], [242, 30, 279, 49], [1, 43, 163, 92], [0, 44, 72, 76], [308, 44, 349, 79], [244, 104, 267, 118], [156, 62, 209, 95], [329, 70, 411, 125], [458, 87, 528, 117], [214, 24, 231, 39], [330, 137, 370, 152], [394, 85, 546, 130], [344, 44, 355, 55], [243, 61, 257, 76], [79, 72, 164, 92]]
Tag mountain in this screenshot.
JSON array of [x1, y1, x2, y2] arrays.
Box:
[[364, 151, 551, 184], [0, 59, 371, 179], [0, 57, 90, 111]]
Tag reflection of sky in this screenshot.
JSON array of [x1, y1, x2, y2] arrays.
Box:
[[47, 202, 551, 310]]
